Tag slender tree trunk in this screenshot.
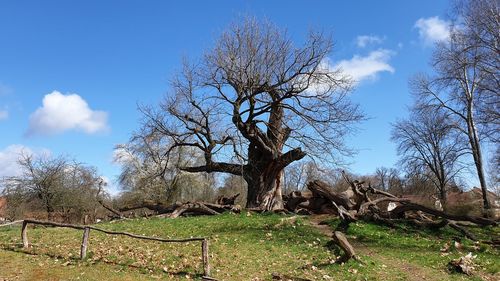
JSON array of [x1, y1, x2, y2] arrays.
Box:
[[46, 205, 54, 221], [439, 184, 447, 212], [467, 116, 491, 210]]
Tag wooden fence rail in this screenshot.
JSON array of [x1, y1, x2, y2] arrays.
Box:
[[19, 219, 211, 277]]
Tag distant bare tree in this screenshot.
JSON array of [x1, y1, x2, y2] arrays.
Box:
[[373, 167, 403, 193], [2, 153, 104, 221], [374, 167, 390, 191], [284, 161, 318, 193], [4, 154, 67, 219], [139, 18, 363, 210], [391, 108, 467, 207], [114, 132, 213, 203]]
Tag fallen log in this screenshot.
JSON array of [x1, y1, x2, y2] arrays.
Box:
[[332, 231, 358, 263], [448, 221, 478, 241], [284, 191, 310, 211], [389, 203, 497, 226], [118, 200, 180, 214], [0, 220, 23, 227], [203, 203, 241, 213], [307, 180, 363, 210], [98, 199, 242, 220], [216, 193, 240, 205], [98, 199, 125, 219], [169, 203, 221, 219]]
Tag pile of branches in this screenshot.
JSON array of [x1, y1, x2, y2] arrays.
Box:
[[99, 194, 241, 220], [282, 171, 497, 262]]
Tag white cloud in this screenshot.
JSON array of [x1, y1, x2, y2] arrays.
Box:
[[356, 35, 384, 48], [0, 110, 7, 120], [0, 145, 50, 178], [414, 16, 451, 45], [28, 91, 109, 136], [333, 49, 395, 83]]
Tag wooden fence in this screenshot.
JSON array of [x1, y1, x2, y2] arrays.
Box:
[[19, 219, 211, 277]]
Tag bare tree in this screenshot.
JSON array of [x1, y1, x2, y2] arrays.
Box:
[[453, 0, 500, 143], [114, 133, 176, 202], [5, 154, 66, 219], [2, 153, 104, 221], [374, 167, 390, 191], [139, 19, 363, 210], [373, 167, 403, 193], [412, 0, 499, 210], [391, 108, 467, 208], [114, 131, 209, 203], [284, 161, 319, 193]]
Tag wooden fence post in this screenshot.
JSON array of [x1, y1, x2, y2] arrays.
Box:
[[21, 220, 29, 249], [80, 227, 90, 260], [202, 239, 210, 277]]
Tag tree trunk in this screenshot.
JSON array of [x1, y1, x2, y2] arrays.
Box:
[[244, 159, 285, 211], [467, 116, 491, 210], [440, 183, 447, 212], [46, 205, 54, 221]]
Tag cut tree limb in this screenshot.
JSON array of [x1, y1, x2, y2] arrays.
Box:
[[332, 231, 359, 263], [169, 203, 221, 219]]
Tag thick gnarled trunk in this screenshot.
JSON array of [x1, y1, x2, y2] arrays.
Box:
[[244, 162, 284, 211]]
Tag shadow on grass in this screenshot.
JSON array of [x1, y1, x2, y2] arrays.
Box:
[[0, 243, 204, 279]]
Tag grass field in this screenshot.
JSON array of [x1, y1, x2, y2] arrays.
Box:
[[0, 213, 498, 280]]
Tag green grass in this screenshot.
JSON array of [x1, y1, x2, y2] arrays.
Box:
[[0, 213, 498, 280], [327, 218, 499, 280]]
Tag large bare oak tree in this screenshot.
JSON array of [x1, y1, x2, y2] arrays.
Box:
[[139, 19, 363, 210]]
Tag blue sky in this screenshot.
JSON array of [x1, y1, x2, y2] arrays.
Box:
[[0, 0, 461, 194]]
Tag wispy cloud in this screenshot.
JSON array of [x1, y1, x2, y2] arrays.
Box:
[[27, 91, 109, 136], [356, 35, 384, 48], [333, 49, 395, 83], [414, 16, 450, 45]]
